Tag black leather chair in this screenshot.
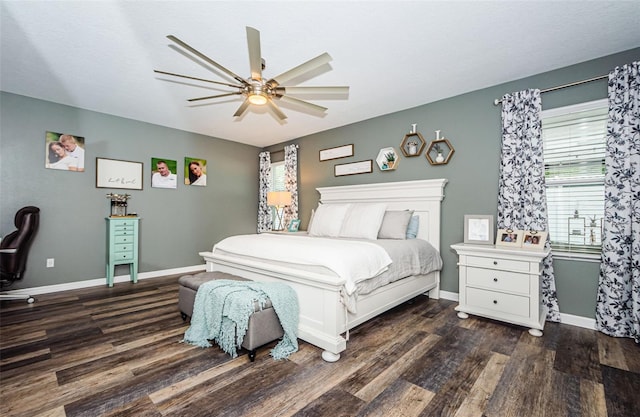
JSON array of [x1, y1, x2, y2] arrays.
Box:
[[0, 206, 40, 303]]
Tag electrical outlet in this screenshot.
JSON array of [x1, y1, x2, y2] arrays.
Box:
[[46, 258, 54, 268]]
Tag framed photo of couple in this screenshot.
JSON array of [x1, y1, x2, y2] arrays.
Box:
[[496, 229, 547, 250]]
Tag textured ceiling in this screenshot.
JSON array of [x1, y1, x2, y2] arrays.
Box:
[[2, 1, 639, 147]]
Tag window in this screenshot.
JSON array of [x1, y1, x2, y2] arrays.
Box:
[[269, 161, 286, 229], [541, 99, 607, 259]]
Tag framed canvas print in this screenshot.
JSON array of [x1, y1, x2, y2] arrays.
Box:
[[288, 219, 301, 232], [496, 228, 523, 247], [151, 158, 178, 189], [45, 131, 86, 172], [464, 215, 494, 245], [96, 158, 143, 190], [522, 230, 548, 250], [334, 160, 373, 177], [185, 157, 207, 186], [319, 144, 354, 161]]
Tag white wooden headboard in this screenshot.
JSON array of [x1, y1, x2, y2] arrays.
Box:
[[316, 179, 447, 251]]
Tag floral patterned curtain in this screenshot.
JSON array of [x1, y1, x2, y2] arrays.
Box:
[[257, 151, 272, 233], [596, 61, 640, 342], [498, 89, 560, 322], [283, 144, 299, 227]]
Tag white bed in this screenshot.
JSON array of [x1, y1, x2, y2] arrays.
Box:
[[199, 179, 447, 361]]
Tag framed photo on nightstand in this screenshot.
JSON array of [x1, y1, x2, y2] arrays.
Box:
[[496, 229, 523, 247], [522, 230, 547, 250], [463, 215, 494, 245], [288, 219, 301, 232]]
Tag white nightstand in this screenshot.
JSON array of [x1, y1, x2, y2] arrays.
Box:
[[450, 243, 550, 336]]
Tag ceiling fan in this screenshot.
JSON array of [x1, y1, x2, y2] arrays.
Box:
[[154, 27, 349, 120]]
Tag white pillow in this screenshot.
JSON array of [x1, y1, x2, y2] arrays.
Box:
[[308, 204, 351, 237], [339, 203, 387, 240]]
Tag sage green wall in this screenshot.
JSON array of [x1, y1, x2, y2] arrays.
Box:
[[0, 92, 260, 289], [268, 48, 640, 319]]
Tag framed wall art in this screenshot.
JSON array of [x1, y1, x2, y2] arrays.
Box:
[[151, 157, 178, 189], [96, 157, 143, 190], [185, 157, 207, 186], [463, 215, 494, 245], [334, 160, 373, 177], [45, 131, 86, 172], [319, 144, 354, 161]]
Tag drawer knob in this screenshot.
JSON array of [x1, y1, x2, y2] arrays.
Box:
[[493, 300, 498, 304], [493, 278, 498, 282], [493, 261, 498, 265]]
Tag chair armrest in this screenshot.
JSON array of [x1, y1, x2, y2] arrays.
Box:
[[0, 248, 17, 254]]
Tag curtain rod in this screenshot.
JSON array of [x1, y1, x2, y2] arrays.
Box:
[[493, 74, 608, 105], [269, 143, 299, 154]]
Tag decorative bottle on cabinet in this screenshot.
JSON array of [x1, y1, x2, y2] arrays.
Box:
[[106, 217, 139, 287]]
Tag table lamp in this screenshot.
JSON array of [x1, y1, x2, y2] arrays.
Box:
[[267, 191, 292, 231]]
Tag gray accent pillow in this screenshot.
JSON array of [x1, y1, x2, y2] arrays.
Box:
[[377, 210, 414, 239]]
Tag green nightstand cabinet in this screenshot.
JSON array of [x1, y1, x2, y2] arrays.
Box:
[[106, 217, 139, 287]]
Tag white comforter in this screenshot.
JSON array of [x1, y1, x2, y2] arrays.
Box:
[[213, 234, 393, 295]]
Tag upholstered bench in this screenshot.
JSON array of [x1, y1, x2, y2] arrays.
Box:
[[178, 271, 284, 361]]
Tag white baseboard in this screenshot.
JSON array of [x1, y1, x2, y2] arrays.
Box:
[[439, 290, 458, 302], [438, 290, 595, 330], [6, 273, 598, 331], [559, 312, 596, 330], [3, 264, 206, 296]]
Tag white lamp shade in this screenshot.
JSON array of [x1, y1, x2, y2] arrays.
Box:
[[267, 191, 292, 207]]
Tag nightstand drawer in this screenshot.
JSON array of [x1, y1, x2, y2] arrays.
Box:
[[467, 287, 529, 317], [466, 267, 530, 295], [466, 255, 530, 272]]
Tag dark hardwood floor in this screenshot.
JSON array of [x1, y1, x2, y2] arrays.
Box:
[[1, 275, 638, 417]]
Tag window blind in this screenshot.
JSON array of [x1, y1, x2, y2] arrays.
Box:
[[542, 100, 607, 255]]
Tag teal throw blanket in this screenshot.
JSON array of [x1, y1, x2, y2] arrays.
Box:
[[183, 279, 299, 360]]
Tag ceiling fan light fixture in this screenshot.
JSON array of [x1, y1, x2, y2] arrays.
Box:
[[248, 93, 268, 105]]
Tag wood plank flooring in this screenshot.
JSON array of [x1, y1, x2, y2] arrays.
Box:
[[1, 275, 638, 417]]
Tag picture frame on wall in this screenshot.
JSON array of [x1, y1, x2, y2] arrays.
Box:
[[185, 157, 207, 186], [319, 144, 354, 161], [45, 131, 86, 172], [334, 160, 373, 177], [463, 215, 494, 245], [96, 157, 143, 190], [151, 157, 178, 189], [495, 228, 523, 247]]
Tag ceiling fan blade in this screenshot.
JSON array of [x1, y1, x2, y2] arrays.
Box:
[[276, 86, 349, 95], [276, 95, 327, 114], [246, 27, 262, 81], [188, 92, 242, 102], [267, 99, 287, 120], [267, 52, 332, 87], [154, 70, 244, 89], [167, 35, 248, 86], [233, 99, 251, 117]]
